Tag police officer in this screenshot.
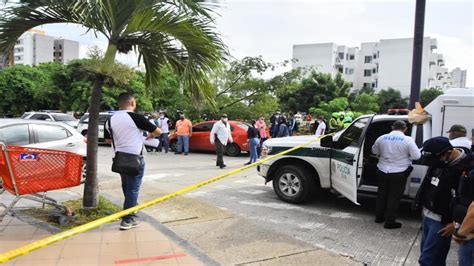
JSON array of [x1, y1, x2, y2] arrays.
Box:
[[415, 137, 473, 266], [372, 120, 421, 229]]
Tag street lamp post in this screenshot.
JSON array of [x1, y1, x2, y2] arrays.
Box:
[[409, 0, 427, 109]]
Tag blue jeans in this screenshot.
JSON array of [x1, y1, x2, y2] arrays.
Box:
[[459, 239, 474, 266], [120, 157, 145, 222], [419, 216, 451, 266], [249, 138, 259, 163], [177, 135, 189, 153]]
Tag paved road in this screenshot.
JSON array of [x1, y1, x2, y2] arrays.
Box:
[[95, 146, 458, 265]]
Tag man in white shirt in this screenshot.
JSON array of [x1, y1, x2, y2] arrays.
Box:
[[372, 120, 421, 229], [315, 115, 326, 137], [105, 93, 161, 230], [210, 114, 233, 169], [157, 112, 170, 153], [448, 124, 472, 150]]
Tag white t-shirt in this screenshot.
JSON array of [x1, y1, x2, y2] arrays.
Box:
[[157, 117, 170, 133], [371, 130, 421, 174], [450, 137, 472, 150], [315, 121, 326, 137]]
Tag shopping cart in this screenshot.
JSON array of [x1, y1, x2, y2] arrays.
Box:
[[0, 143, 83, 223]]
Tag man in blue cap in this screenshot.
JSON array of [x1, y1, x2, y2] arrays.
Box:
[[415, 136, 474, 266]]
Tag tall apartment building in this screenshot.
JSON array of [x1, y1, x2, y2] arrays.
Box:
[[13, 30, 79, 66], [293, 38, 467, 96], [451, 67, 467, 88], [54, 38, 79, 64]]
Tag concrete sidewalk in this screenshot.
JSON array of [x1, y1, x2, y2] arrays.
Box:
[[0, 213, 207, 266]]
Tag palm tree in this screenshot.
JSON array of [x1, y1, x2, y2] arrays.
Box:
[[0, 0, 226, 208]]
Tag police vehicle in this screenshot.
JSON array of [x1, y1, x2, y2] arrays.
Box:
[[259, 88, 474, 204]]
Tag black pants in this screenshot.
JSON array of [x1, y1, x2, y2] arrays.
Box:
[[375, 169, 409, 223], [215, 139, 225, 167]]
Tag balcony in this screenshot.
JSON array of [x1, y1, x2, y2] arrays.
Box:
[[430, 39, 438, 49]]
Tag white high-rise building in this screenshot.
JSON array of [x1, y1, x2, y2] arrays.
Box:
[[451, 67, 467, 88], [13, 30, 79, 66], [293, 37, 467, 96]]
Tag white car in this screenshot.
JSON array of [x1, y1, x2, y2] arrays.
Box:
[[76, 112, 113, 143], [0, 119, 87, 180], [21, 112, 78, 128]]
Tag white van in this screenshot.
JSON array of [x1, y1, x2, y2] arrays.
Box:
[[258, 88, 474, 204], [76, 112, 114, 143]]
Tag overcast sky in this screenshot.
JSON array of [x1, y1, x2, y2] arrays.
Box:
[[38, 0, 473, 86]]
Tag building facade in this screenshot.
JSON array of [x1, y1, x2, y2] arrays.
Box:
[[293, 37, 467, 96], [13, 30, 79, 66]]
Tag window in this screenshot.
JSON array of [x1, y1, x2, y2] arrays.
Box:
[[36, 124, 69, 143], [336, 117, 369, 149], [373, 53, 377, 59], [338, 52, 344, 60], [346, 54, 349, 60], [349, 54, 355, 60], [0, 125, 30, 145], [15, 40, 21, 45], [193, 123, 213, 132], [364, 56, 372, 63], [346, 68, 354, 75], [363, 83, 371, 88], [59, 44, 62, 49], [30, 114, 52, 121], [372, 83, 376, 88], [372, 68, 377, 74], [345, 68, 349, 74], [51, 114, 77, 122], [58, 52, 62, 57], [338, 67, 343, 73], [364, 70, 372, 77]]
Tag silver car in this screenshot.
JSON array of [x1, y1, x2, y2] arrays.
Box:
[[0, 119, 87, 180], [21, 112, 79, 128]]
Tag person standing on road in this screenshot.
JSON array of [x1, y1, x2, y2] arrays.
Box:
[[276, 116, 289, 138], [106, 93, 162, 230], [372, 120, 421, 229], [210, 114, 233, 169], [447, 124, 472, 150], [256, 116, 268, 158], [157, 112, 170, 153], [453, 199, 474, 266], [414, 137, 473, 265], [288, 113, 296, 136], [175, 112, 192, 155], [245, 120, 260, 165], [315, 115, 326, 137]]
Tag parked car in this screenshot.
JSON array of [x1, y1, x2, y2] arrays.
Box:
[[258, 88, 474, 204], [21, 111, 78, 128], [169, 120, 251, 156], [0, 119, 87, 181], [76, 112, 113, 143]]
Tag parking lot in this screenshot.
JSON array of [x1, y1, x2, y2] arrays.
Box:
[[94, 146, 459, 265]]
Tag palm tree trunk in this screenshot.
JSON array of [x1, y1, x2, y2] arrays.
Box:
[[83, 43, 117, 209]]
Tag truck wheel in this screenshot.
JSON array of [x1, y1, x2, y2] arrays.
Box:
[[226, 143, 241, 157], [272, 164, 316, 204]]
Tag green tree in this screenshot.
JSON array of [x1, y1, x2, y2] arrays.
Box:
[[420, 87, 443, 107], [351, 93, 379, 114], [279, 70, 351, 112], [377, 88, 408, 113], [0, 0, 225, 208]]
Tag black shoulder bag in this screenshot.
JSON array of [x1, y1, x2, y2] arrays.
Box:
[[108, 119, 142, 176]]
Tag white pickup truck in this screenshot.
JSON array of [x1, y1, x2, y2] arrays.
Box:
[[258, 88, 474, 205]]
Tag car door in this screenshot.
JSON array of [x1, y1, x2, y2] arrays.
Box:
[[31, 124, 77, 153], [190, 123, 213, 151], [0, 124, 32, 146], [330, 115, 374, 205]]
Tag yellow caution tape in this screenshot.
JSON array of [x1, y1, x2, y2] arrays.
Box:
[[0, 136, 323, 263]]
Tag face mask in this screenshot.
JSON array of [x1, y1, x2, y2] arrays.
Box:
[[160, 115, 164, 119], [222, 118, 228, 123], [423, 155, 449, 168], [179, 116, 184, 120]]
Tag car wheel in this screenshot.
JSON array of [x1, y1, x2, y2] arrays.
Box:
[[170, 141, 177, 152], [81, 159, 87, 184], [226, 143, 241, 157], [81, 130, 87, 137], [272, 164, 316, 204]]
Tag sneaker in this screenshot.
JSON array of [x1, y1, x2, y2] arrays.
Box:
[[120, 219, 141, 230], [384, 222, 402, 229], [375, 217, 385, 224]]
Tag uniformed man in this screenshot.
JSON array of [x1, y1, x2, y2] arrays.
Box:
[[372, 120, 421, 229]]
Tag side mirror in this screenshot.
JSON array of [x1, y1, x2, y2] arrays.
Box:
[[320, 135, 334, 148]]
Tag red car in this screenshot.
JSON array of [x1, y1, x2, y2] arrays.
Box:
[[169, 120, 251, 156]]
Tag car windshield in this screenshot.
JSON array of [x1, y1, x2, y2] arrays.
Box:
[[20, 113, 31, 119], [79, 114, 111, 124], [237, 123, 250, 130], [51, 114, 77, 121]]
